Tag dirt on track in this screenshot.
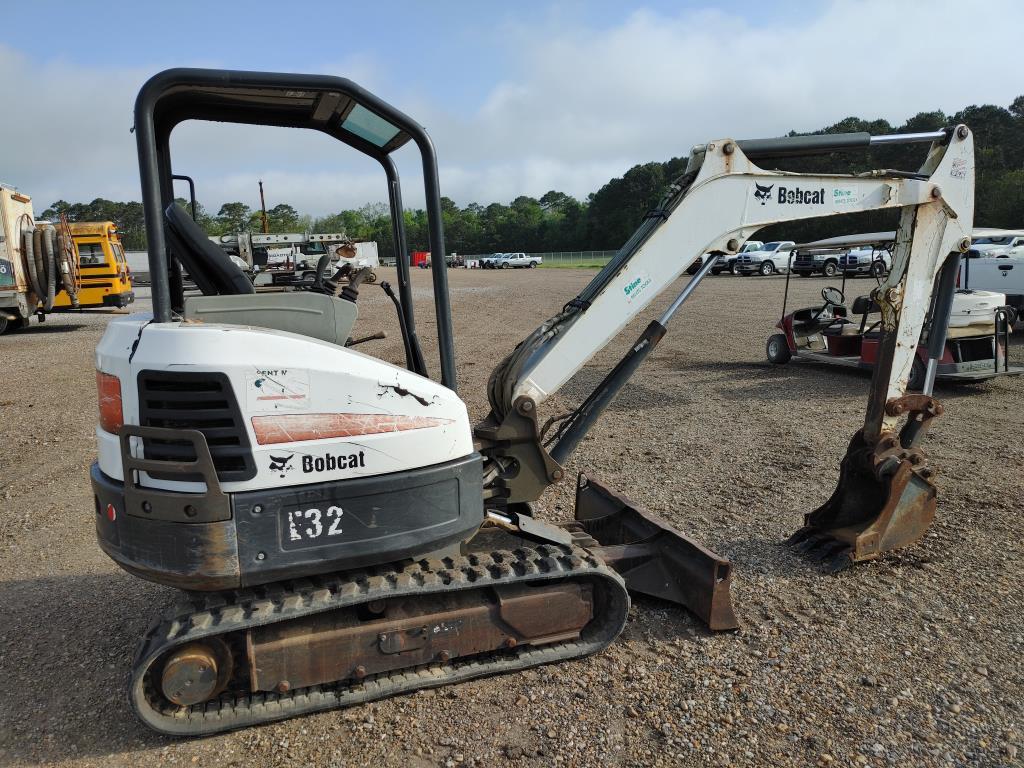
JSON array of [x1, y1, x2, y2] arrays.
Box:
[[0, 267, 1021, 768]]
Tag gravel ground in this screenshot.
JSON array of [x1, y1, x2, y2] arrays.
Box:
[[0, 268, 1021, 768]]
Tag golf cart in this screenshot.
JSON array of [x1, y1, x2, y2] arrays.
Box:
[[766, 233, 1023, 389]]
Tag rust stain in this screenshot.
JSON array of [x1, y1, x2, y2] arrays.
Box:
[[251, 413, 453, 445]]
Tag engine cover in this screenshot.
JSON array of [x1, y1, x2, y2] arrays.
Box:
[[95, 315, 475, 493]]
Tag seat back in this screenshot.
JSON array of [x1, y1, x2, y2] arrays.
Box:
[[165, 204, 255, 296], [183, 292, 358, 346], [852, 295, 879, 315]]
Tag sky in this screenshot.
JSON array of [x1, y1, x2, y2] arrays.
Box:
[[1, 0, 1021, 217]]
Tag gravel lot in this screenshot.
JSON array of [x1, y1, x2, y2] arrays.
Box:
[[1, 267, 1021, 768]]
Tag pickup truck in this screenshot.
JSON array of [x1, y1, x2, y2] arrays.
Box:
[[969, 231, 1024, 259], [839, 246, 892, 277], [734, 241, 796, 276], [493, 252, 541, 269], [791, 247, 841, 277], [960, 253, 1024, 321], [708, 241, 764, 275]]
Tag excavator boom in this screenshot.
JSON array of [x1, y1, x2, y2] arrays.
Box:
[[479, 126, 974, 568]]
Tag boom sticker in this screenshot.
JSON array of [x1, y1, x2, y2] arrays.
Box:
[[623, 270, 652, 305], [246, 367, 311, 412]]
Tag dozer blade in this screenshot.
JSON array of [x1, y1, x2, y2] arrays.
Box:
[[568, 473, 739, 631], [788, 429, 937, 570]]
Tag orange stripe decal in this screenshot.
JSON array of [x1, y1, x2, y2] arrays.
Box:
[[251, 413, 453, 445]]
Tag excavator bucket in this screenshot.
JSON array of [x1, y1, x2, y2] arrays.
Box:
[[568, 473, 739, 631], [788, 425, 938, 571]]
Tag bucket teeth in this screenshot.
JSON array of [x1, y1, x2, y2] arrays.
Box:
[[824, 549, 855, 573], [786, 528, 854, 571]]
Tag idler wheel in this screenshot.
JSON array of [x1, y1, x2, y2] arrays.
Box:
[[160, 640, 232, 706]]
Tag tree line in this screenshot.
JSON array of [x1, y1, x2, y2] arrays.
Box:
[[42, 95, 1024, 256]]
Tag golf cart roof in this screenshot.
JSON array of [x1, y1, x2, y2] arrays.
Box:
[[794, 232, 897, 251], [796, 227, 1024, 252]]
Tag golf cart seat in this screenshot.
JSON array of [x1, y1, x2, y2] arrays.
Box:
[[852, 295, 880, 315], [166, 204, 359, 346], [792, 304, 847, 335]]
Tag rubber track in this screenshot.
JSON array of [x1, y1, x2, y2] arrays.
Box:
[[130, 543, 630, 736]]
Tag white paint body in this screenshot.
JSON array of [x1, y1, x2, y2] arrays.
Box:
[[510, 130, 974, 441], [95, 315, 474, 493]]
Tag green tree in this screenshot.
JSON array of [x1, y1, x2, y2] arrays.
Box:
[[217, 202, 253, 233]]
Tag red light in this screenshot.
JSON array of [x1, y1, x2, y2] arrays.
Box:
[[106, 504, 117, 521]]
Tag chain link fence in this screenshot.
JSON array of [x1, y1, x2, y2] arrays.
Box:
[[463, 250, 617, 266]]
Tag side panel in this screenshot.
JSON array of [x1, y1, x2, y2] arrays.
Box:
[[0, 187, 33, 298], [959, 256, 1024, 301]]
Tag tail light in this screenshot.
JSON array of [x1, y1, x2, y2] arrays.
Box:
[[97, 371, 124, 433]]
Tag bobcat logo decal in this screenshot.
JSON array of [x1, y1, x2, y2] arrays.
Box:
[[753, 183, 774, 205], [269, 453, 295, 477]]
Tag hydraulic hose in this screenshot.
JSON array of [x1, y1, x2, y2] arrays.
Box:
[[40, 225, 56, 311], [19, 215, 44, 300], [19, 221, 66, 313]]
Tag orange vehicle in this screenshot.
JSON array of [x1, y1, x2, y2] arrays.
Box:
[[53, 221, 134, 309]]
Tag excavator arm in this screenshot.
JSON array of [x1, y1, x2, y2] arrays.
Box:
[[477, 126, 974, 572]]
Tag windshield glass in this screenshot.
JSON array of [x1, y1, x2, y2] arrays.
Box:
[[761, 242, 782, 251], [973, 236, 1013, 245], [76, 242, 106, 267]]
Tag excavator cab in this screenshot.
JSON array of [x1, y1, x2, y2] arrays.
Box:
[[134, 69, 452, 383]]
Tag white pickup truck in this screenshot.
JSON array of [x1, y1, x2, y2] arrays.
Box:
[[734, 241, 796, 275], [493, 252, 542, 269], [958, 230, 1024, 321]]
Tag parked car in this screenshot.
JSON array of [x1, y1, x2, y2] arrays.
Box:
[[480, 253, 505, 269], [734, 241, 796, 275], [709, 241, 764, 275], [493, 252, 541, 269], [839, 246, 892, 277]]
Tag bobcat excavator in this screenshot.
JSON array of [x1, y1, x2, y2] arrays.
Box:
[[91, 69, 974, 735]]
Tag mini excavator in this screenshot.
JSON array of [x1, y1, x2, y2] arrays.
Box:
[[90, 69, 974, 734]]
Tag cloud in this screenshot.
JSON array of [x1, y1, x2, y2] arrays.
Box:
[[1, 0, 1022, 218]]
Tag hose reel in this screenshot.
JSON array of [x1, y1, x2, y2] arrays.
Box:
[[19, 214, 79, 312]]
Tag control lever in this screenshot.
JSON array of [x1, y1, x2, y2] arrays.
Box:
[[345, 331, 387, 347]]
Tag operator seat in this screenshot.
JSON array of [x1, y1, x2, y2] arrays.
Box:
[[164, 203, 255, 295]]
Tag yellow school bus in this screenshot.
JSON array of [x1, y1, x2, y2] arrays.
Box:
[[53, 221, 134, 309]]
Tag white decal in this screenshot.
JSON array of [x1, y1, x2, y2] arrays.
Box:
[[304, 508, 323, 538], [246, 368, 310, 412], [327, 505, 344, 536], [288, 505, 344, 543]]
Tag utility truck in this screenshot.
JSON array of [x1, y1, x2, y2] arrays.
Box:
[[0, 185, 120, 333], [211, 231, 379, 284], [92, 68, 976, 736]]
